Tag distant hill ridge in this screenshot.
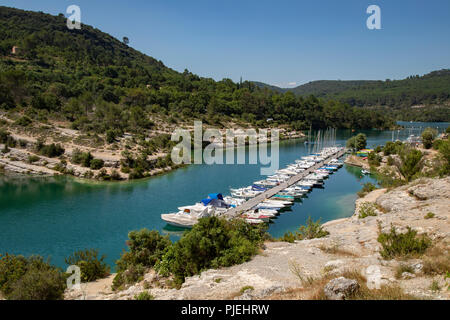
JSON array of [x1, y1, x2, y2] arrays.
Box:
[[253, 69, 450, 108]]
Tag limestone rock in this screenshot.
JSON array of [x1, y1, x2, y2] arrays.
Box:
[[324, 277, 360, 300]]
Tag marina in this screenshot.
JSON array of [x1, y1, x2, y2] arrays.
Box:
[[1, 123, 446, 268], [160, 144, 346, 228]]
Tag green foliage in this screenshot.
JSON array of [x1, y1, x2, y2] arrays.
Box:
[[357, 182, 377, 198], [421, 128, 438, 149], [368, 151, 382, 166], [14, 116, 32, 127], [0, 254, 65, 300], [0, 129, 16, 148], [27, 155, 40, 163], [64, 249, 110, 282], [90, 158, 104, 170], [424, 212, 435, 219], [398, 148, 423, 182], [35, 140, 65, 158], [346, 133, 367, 151], [297, 216, 330, 240], [383, 141, 403, 156], [156, 217, 266, 285], [240, 286, 254, 293], [0, 7, 394, 134], [113, 229, 171, 289], [377, 225, 431, 259], [358, 203, 377, 219], [287, 70, 450, 109]]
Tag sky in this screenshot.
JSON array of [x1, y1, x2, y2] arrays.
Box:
[[2, 0, 450, 87]]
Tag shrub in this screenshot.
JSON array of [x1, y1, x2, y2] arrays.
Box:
[[377, 225, 431, 259], [36, 141, 65, 158], [358, 203, 377, 219], [421, 128, 438, 149], [156, 217, 266, 285], [113, 229, 171, 290], [424, 212, 435, 219], [14, 116, 32, 127], [395, 263, 415, 279], [27, 155, 40, 163], [357, 182, 377, 198], [398, 148, 423, 182], [0, 254, 65, 300], [90, 158, 104, 170], [240, 286, 254, 293], [387, 156, 395, 166], [368, 152, 382, 166], [65, 249, 110, 282], [134, 291, 154, 300], [0, 129, 16, 148], [297, 216, 329, 240]]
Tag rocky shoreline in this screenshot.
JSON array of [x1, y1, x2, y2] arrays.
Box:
[[65, 176, 450, 300]]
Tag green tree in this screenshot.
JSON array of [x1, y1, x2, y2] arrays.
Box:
[[421, 128, 438, 149]]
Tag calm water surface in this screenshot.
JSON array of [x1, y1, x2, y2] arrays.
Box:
[[0, 122, 448, 268]]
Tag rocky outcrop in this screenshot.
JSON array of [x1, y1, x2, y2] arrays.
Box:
[[324, 277, 360, 300], [64, 177, 450, 300]]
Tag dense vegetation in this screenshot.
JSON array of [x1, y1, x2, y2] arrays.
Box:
[[0, 6, 394, 133], [282, 71, 450, 111], [377, 225, 431, 259], [113, 217, 267, 288], [64, 249, 110, 282], [0, 254, 66, 300]]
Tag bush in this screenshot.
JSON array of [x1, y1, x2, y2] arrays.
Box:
[[377, 225, 431, 259], [399, 148, 423, 182], [14, 116, 32, 127], [424, 212, 435, 219], [90, 158, 104, 170], [358, 202, 377, 219], [36, 141, 65, 158], [113, 229, 171, 290], [421, 128, 438, 149], [357, 182, 377, 198], [346, 133, 367, 151], [0, 129, 16, 148], [387, 156, 395, 166], [368, 152, 382, 166], [134, 291, 154, 300], [65, 249, 110, 282], [27, 155, 40, 163], [297, 216, 329, 240], [156, 217, 266, 285], [0, 254, 65, 300]]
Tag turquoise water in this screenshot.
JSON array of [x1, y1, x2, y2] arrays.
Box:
[[0, 123, 448, 269]]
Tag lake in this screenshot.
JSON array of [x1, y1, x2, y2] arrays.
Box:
[[0, 122, 448, 269]]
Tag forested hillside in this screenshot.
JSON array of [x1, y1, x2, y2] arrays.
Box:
[[0, 6, 394, 132], [289, 70, 450, 109]]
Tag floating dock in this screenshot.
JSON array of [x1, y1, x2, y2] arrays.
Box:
[[224, 148, 347, 219]]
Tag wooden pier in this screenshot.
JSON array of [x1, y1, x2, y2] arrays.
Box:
[[224, 148, 347, 218]]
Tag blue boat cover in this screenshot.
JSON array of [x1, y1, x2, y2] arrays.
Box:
[[208, 193, 223, 200]]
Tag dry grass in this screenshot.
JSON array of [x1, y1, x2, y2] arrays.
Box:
[[422, 243, 450, 276], [271, 266, 418, 300], [317, 244, 358, 257], [395, 263, 415, 279]]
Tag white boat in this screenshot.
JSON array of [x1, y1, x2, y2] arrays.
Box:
[[161, 206, 213, 228]]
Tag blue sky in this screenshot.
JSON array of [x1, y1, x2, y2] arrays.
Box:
[[3, 0, 450, 87]]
